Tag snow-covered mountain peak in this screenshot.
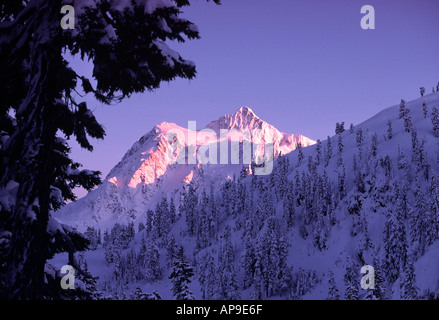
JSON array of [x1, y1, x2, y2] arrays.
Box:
[[235, 106, 256, 118], [205, 106, 264, 132], [59, 106, 315, 230]]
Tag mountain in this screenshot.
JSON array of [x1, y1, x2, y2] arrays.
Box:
[[58, 106, 315, 230], [52, 90, 439, 300]]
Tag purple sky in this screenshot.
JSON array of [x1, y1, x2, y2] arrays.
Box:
[[69, 0, 439, 198]]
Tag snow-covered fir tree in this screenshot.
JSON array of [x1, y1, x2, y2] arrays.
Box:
[[384, 187, 408, 283], [242, 237, 256, 290], [337, 134, 344, 167], [0, 0, 220, 299], [296, 142, 304, 167], [399, 99, 407, 119], [423, 102, 428, 118], [343, 258, 359, 300], [327, 271, 340, 300], [401, 259, 419, 300], [217, 228, 240, 300], [368, 257, 386, 300], [315, 139, 322, 165], [402, 107, 413, 133], [335, 122, 345, 135], [325, 135, 333, 166], [169, 260, 195, 300], [432, 107, 439, 138], [145, 239, 162, 282], [387, 120, 393, 140]]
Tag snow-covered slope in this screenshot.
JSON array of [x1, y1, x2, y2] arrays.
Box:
[[53, 90, 439, 300], [278, 91, 439, 299], [206, 106, 315, 158], [58, 106, 315, 230]]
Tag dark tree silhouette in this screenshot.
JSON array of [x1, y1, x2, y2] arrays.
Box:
[[0, 0, 219, 299]]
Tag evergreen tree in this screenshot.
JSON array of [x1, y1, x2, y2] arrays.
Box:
[[125, 248, 138, 284], [256, 182, 274, 222], [327, 271, 340, 300], [296, 142, 304, 167], [145, 241, 162, 282], [80, 269, 102, 300], [112, 249, 124, 285], [387, 120, 393, 140], [127, 221, 135, 240], [338, 163, 347, 200], [159, 197, 171, 236], [205, 251, 217, 300], [401, 260, 419, 300], [337, 134, 344, 167], [384, 189, 408, 283], [253, 217, 290, 298], [420, 87, 425, 97], [349, 123, 354, 134], [325, 136, 333, 166], [277, 236, 291, 296], [429, 175, 439, 244], [252, 236, 265, 300], [199, 250, 217, 300], [356, 128, 364, 148], [104, 224, 129, 265], [371, 257, 387, 300], [197, 254, 207, 300], [197, 191, 210, 249], [169, 260, 195, 300], [399, 99, 406, 119], [146, 209, 154, 234], [371, 133, 378, 157], [343, 258, 359, 300], [0, 0, 219, 299], [353, 155, 365, 193], [217, 228, 240, 300], [59, 253, 102, 300], [184, 183, 198, 236], [358, 209, 372, 252], [169, 198, 177, 224], [152, 203, 163, 239], [313, 214, 328, 251], [208, 186, 218, 237], [276, 156, 290, 199], [243, 237, 256, 289], [397, 145, 407, 170], [423, 102, 428, 119], [315, 139, 322, 165], [335, 122, 345, 135], [166, 234, 179, 268], [137, 235, 147, 277], [411, 183, 430, 255], [432, 107, 439, 138], [217, 264, 240, 300], [403, 107, 413, 133], [307, 155, 316, 175], [282, 181, 295, 229], [84, 227, 99, 250]]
